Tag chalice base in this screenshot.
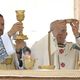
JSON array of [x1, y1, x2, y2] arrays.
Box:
[[15, 34, 28, 40]]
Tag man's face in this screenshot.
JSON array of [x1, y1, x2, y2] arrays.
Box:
[[0, 17, 4, 36], [24, 51, 31, 56], [52, 22, 67, 44]]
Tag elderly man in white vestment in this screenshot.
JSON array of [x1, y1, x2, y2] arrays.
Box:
[[50, 19, 80, 69], [31, 19, 80, 69]]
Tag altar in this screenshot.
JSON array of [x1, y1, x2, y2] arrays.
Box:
[[0, 70, 80, 80]]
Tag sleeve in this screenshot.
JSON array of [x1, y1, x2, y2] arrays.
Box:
[[75, 35, 80, 65], [75, 50, 79, 69], [13, 52, 19, 69], [0, 33, 15, 62]]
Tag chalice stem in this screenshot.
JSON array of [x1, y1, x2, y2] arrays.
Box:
[[19, 30, 23, 35], [19, 21, 23, 35]]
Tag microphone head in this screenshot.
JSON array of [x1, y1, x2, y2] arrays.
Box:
[[72, 44, 76, 48]]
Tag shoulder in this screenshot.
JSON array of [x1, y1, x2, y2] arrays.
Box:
[[66, 42, 74, 49], [66, 42, 73, 45]]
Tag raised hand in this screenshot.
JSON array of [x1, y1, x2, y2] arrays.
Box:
[[8, 22, 23, 37], [70, 19, 79, 37]]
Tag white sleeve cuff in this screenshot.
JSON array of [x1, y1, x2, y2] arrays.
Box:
[[1, 33, 15, 55]]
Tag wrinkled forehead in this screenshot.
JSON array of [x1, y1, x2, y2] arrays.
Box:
[[50, 20, 66, 31]]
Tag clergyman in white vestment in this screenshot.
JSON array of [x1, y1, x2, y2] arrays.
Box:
[[31, 19, 80, 69]]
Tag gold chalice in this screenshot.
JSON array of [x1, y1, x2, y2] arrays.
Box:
[[23, 55, 36, 69], [15, 10, 28, 40]]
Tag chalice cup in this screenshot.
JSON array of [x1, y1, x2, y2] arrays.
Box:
[[15, 10, 28, 40], [23, 55, 36, 69]]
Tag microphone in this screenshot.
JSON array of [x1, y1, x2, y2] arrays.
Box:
[[70, 44, 80, 50]]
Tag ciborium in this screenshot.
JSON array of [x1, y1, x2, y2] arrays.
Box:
[[15, 10, 28, 40], [23, 55, 36, 69]]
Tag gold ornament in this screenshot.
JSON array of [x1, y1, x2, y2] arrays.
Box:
[[15, 10, 28, 40]]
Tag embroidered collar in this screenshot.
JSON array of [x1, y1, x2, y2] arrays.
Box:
[[58, 43, 66, 48]]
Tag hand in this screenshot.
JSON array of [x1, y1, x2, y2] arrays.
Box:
[[8, 22, 23, 37], [70, 19, 79, 36]]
